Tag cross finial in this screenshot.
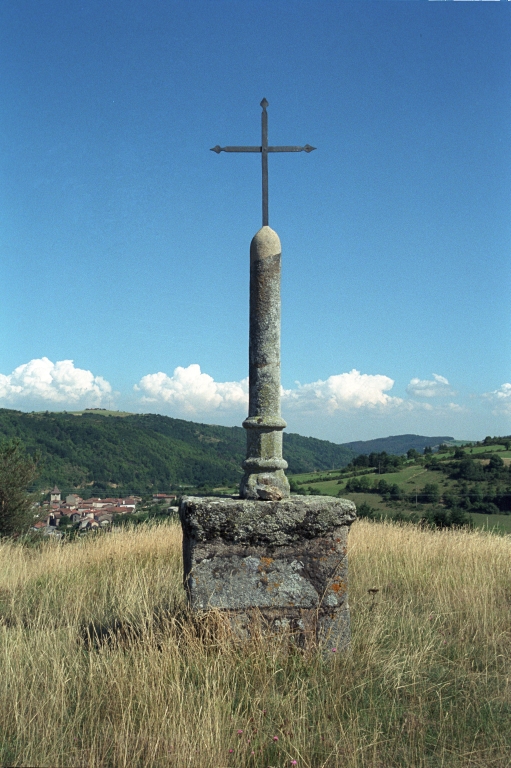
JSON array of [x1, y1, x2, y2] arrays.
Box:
[[211, 100, 315, 227]]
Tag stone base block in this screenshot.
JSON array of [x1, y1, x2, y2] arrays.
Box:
[[179, 495, 356, 649]]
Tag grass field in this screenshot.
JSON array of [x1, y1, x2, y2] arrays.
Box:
[[304, 466, 441, 498], [459, 445, 509, 455], [1, 519, 511, 767], [34, 409, 134, 417], [69, 409, 134, 417], [469, 513, 511, 534], [290, 449, 511, 533]]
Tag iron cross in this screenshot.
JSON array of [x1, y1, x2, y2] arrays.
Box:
[[211, 98, 316, 227]]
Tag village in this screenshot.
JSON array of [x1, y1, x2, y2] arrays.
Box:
[[31, 486, 177, 536]]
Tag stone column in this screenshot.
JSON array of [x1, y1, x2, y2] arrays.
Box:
[[240, 226, 290, 501], [179, 220, 356, 652]]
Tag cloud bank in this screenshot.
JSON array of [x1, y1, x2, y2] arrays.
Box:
[[282, 370, 401, 413], [0, 358, 112, 406], [484, 382, 511, 415], [134, 365, 401, 416], [135, 364, 248, 414], [406, 374, 454, 398], [0, 360, 472, 440]]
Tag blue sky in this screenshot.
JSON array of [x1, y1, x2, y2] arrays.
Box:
[[1, 0, 510, 443]]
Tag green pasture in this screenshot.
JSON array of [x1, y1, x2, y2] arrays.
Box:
[[469, 512, 511, 534], [289, 461, 511, 535], [336, 491, 393, 515], [339, 497, 511, 534], [298, 466, 447, 497], [291, 469, 343, 484], [461, 444, 509, 455], [34, 409, 134, 417], [69, 410, 133, 417]]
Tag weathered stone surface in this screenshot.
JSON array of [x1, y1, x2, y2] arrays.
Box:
[[188, 554, 319, 610], [180, 495, 356, 648], [180, 495, 356, 546], [240, 227, 290, 500]]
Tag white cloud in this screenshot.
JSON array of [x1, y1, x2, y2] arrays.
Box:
[[135, 365, 401, 417], [282, 370, 401, 413], [406, 373, 455, 398], [484, 383, 511, 415], [0, 358, 112, 405], [134, 364, 248, 415], [489, 383, 511, 400]]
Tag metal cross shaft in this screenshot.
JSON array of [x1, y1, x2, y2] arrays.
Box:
[[211, 98, 316, 227]]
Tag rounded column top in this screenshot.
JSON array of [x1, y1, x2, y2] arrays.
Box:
[[250, 226, 281, 261]]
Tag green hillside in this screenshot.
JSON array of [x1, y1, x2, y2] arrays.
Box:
[[0, 409, 356, 494], [290, 437, 511, 533]]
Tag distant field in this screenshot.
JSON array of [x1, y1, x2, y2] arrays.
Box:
[[457, 444, 508, 455], [34, 409, 134, 417], [290, 454, 511, 534], [319, 487, 511, 534], [469, 513, 511, 534], [293, 466, 446, 497], [69, 410, 134, 417], [290, 469, 342, 484]]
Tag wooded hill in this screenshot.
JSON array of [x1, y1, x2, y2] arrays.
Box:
[[291, 437, 511, 533], [342, 433, 455, 456], [0, 408, 358, 495], [0, 407, 467, 498]]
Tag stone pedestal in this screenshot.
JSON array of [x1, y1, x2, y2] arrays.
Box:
[[179, 495, 356, 648]]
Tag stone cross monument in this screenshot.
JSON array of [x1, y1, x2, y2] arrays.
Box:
[[179, 100, 356, 649], [212, 99, 315, 500]]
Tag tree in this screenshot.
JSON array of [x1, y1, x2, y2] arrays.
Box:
[[458, 457, 485, 481], [0, 439, 40, 536], [358, 475, 372, 492], [376, 479, 390, 496], [468, 484, 483, 506], [487, 454, 505, 474], [422, 483, 440, 504], [443, 491, 457, 509], [356, 501, 376, 519]]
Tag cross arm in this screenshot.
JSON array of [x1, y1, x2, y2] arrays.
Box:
[[268, 145, 316, 153], [211, 144, 316, 154], [211, 145, 261, 153]]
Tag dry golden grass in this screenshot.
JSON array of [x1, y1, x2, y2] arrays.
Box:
[[1, 519, 510, 767]]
